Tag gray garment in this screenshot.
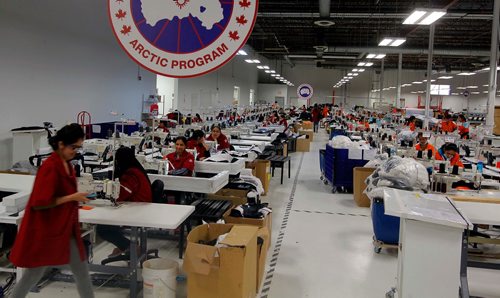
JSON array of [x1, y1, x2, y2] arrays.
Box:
[[11, 238, 94, 298]]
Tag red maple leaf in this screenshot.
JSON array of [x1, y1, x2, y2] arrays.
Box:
[[236, 15, 247, 26], [120, 25, 132, 35], [239, 0, 251, 8], [229, 31, 240, 41], [115, 9, 126, 20]]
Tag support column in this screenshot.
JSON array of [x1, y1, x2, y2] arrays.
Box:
[[380, 58, 385, 105], [487, 0, 500, 128], [424, 24, 435, 129], [397, 53, 403, 108]]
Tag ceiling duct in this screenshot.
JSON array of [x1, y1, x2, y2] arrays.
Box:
[[315, 0, 335, 27]]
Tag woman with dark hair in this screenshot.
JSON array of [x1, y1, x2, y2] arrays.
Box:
[[406, 116, 416, 131], [207, 124, 230, 151], [436, 143, 464, 167], [187, 130, 210, 160], [10, 124, 94, 298], [457, 114, 470, 139], [96, 146, 152, 257], [164, 136, 195, 176]]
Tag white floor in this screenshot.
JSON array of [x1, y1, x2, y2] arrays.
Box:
[[16, 129, 500, 297]]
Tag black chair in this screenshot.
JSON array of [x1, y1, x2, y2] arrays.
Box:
[[151, 179, 166, 203]]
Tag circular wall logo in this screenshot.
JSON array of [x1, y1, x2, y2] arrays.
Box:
[[297, 84, 313, 100], [108, 0, 259, 78]]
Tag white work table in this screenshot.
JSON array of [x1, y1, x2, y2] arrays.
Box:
[[79, 202, 194, 229], [455, 201, 500, 225]]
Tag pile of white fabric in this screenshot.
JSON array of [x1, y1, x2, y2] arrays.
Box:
[[364, 153, 389, 168], [365, 156, 429, 199], [329, 135, 370, 150]]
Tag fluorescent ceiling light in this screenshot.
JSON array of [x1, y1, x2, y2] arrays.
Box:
[[451, 93, 459, 95], [347, 73, 353, 76], [270, 70, 276, 73], [403, 10, 427, 25], [265, 70, 272, 73], [357, 62, 366, 66], [257, 66, 265, 69], [271, 74, 278, 77], [420, 11, 447, 25], [403, 9, 446, 25], [365, 62, 374, 66], [379, 38, 406, 47], [263, 65, 270, 70], [438, 76, 453, 79], [353, 73, 359, 76], [347, 76, 353, 79], [412, 81, 422, 84], [457, 87, 467, 90], [423, 79, 436, 82], [457, 72, 475, 76], [352, 69, 359, 72], [483, 91, 489, 93], [466, 86, 478, 89], [366, 54, 376, 59], [237, 50, 248, 55], [253, 59, 260, 64], [358, 68, 365, 72], [471, 92, 480, 95], [483, 84, 489, 87], [383, 88, 389, 91], [411, 91, 418, 94], [245, 59, 254, 63], [375, 54, 386, 59]]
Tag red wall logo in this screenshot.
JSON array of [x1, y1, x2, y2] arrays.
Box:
[[108, 0, 258, 78]]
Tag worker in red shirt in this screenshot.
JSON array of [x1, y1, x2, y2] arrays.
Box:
[[10, 124, 94, 297], [164, 136, 195, 176], [436, 143, 464, 167], [457, 114, 470, 139], [96, 147, 152, 257], [415, 133, 437, 156], [312, 104, 321, 132], [206, 124, 230, 151], [407, 116, 417, 132], [187, 130, 210, 160], [279, 114, 288, 129], [441, 115, 457, 133]]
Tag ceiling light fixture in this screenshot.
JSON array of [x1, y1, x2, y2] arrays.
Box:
[[366, 54, 376, 59], [244, 59, 254, 63], [378, 38, 406, 47], [263, 65, 270, 70], [438, 76, 453, 79], [365, 62, 374, 67], [357, 62, 366, 67], [457, 72, 475, 76], [237, 50, 248, 56], [358, 68, 365, 72], [257, 66, 265, 69], [403, 9, 446, 25], [412, 81, 422, 84], [375, 54, 386, 59], [466, 86, 478, 89], [353, 73, 359, 76]]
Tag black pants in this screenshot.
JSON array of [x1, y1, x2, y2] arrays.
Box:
[[96, 225, 130, 251], [313, 121, 319, 132]]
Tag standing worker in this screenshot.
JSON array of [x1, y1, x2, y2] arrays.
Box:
[[312, 104, 321, 133], [10, 124, 94, 298]]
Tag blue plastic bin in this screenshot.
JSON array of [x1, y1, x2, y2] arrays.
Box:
[[332, 148, 368, 191], [371, 197, 400, 245]]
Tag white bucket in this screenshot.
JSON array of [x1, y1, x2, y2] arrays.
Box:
[[142, 258, 179, 298]]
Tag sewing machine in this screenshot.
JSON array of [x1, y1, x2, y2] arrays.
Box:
[[78, 173, 120, 206]]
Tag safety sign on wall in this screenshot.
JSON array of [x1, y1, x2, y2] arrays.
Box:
[[108, 0, 259, 78], [297, 84, 314, 100]]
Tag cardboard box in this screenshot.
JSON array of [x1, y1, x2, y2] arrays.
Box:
[[223, 209, 272, 240], [184, 224, 258, 298], [296, 138, 310, 152], [256, 228, 270, 292], [353, 167, 376, 207], [299, 129, 314, 142], [207, 188, 249, 206], [254, 160, 270, 195], [302, 121, 313, 129]]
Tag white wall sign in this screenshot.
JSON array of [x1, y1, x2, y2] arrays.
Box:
[[297, 84, 313, 100], [108, 0, 258, 78]]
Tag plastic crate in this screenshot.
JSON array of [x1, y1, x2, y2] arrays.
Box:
[[371, 197, 400, 245], [330, 129, 347, 139], [332, 148, 368, 190]]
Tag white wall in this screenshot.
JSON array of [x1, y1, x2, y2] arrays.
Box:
[[174, 57, 259, 117], [156, 76, 177, 114], [258, 84, 288, 105], [0, 1, 156, 169]]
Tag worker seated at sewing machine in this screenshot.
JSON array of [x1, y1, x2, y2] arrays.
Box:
[[187, 130, 210, 161], [415, 132, 437, 157], [164, 137, 195, 176], [436, 143, 464, 168], [206, 124, 230, 151], [96, 147, 152, 258]]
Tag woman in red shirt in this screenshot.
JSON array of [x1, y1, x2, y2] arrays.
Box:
[[10, 124, 94, 298], [165, 136, 195, 175], [436, 143, 464, 168], [187, 130, 210, 160], [96, 147, 152, 257], [206, 125, 230, 151]]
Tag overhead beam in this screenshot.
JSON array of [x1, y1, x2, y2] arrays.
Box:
[[326, 46, 491, 57], [257, 12, 493, 20]]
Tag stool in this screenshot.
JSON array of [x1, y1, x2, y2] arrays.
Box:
[[266, 155, 291, 184]]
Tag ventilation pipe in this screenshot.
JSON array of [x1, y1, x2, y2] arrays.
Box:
[[319, 0, 331, 18]]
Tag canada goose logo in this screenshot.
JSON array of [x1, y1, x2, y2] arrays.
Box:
[[297, 84, 313, 100], [108, 0, 259, 78]]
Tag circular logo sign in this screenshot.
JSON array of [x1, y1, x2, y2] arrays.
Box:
[[108, 0, 258, 78], [297, 84, 313, 100], [463, 90, 470, 97]]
